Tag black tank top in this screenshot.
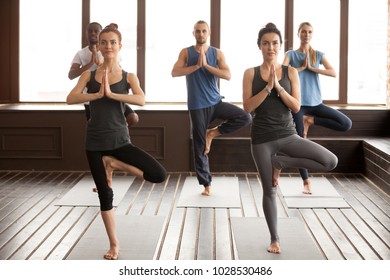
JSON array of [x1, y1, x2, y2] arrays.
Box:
[[85, 70, 131, 151], [251, 65, 297, 144]]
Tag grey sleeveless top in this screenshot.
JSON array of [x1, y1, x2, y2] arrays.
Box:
[[251, 65, 297, 144], [85, 70, 130, 151]]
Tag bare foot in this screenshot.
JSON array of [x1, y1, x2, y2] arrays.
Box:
[[303, 115, 314, 138], [204, 128, 221, 155], [267, 242, 281, 254], [201, 186, 211, 196], [104, 245, 119, 260], [272, 167, 281, 187], [303, 179, 312, 194]]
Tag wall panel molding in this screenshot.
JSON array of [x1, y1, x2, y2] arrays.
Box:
[[0, 127, 62, 159], [130, 126, 165, 159]]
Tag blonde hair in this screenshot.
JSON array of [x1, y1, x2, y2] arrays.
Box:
[[298, 22, 317, 66]]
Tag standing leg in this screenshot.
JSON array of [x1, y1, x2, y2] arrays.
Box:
[[100, 209, 119, 260], [86, 150, 119, 260], [292, 108, 312, 194], [189, 108, 213, 195], [251, 141, 281, 254]]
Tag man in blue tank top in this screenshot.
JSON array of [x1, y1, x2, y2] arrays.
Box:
[[172, 20, 251, 196]]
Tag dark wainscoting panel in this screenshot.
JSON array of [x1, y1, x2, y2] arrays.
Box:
[[130, 126, 165, 159], [0, 106, 388, 173], [0, 126, 62, 159]]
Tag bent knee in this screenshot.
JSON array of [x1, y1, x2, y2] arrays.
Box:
[[325, 153, 338, 171], [341, 118, 352, 131], [145, 170, 167, 183], [243, 112, 252, 125]]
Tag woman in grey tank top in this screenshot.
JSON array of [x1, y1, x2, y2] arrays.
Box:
[[67, 23, 166, 260], [242, 23, 338, 254]]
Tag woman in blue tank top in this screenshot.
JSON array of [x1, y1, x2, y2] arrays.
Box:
[[243, 23, 338, 254], [283, 22, 352, 195]]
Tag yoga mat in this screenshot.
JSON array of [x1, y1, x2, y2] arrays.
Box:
[[278, 177, 350, 209], [231, 217, 325, 260], [66, 215, 165, 260], [56, 175, 134, 207], [283, 197, 350, 208], [278, 177, 341, 197], [176, 176, 240, 208]]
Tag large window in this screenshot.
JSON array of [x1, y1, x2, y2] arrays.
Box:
[[145, 0, 209, 103], [20, 0, 81, 102], [293, 0, 340, 101], [18, 0, 388, 105], [220, 0, 285, 103], [348, 0, 387, 104]]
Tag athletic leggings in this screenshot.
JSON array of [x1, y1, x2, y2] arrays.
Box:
[[86, 144, 167, 211], [293, 104, 351, 180], [251, 134, 338, 243]]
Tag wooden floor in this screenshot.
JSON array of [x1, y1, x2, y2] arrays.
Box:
[[0, 170, 389, 260]]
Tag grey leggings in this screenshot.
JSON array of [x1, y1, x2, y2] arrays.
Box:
[[251, 134, 338, 243]]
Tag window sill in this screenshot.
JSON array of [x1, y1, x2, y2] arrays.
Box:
[[0, 102, 388, 111]]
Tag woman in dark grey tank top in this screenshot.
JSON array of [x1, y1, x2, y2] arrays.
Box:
[[67, 23, 166, 260], [242, 23, 338, 254]]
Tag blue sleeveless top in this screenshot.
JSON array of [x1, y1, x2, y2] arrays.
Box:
[[285, 50, 324, 106], [185, 46, 222, 109], [85, 70, 130, 151]]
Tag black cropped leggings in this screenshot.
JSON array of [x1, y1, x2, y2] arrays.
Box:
[[86, 144, 167, 211]]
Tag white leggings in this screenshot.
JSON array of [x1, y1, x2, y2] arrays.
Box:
[[251, 134, 338, 243]]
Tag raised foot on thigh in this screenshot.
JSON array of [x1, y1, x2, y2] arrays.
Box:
[[272, 167, 281, 187], [303, 115, 314, 138]]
